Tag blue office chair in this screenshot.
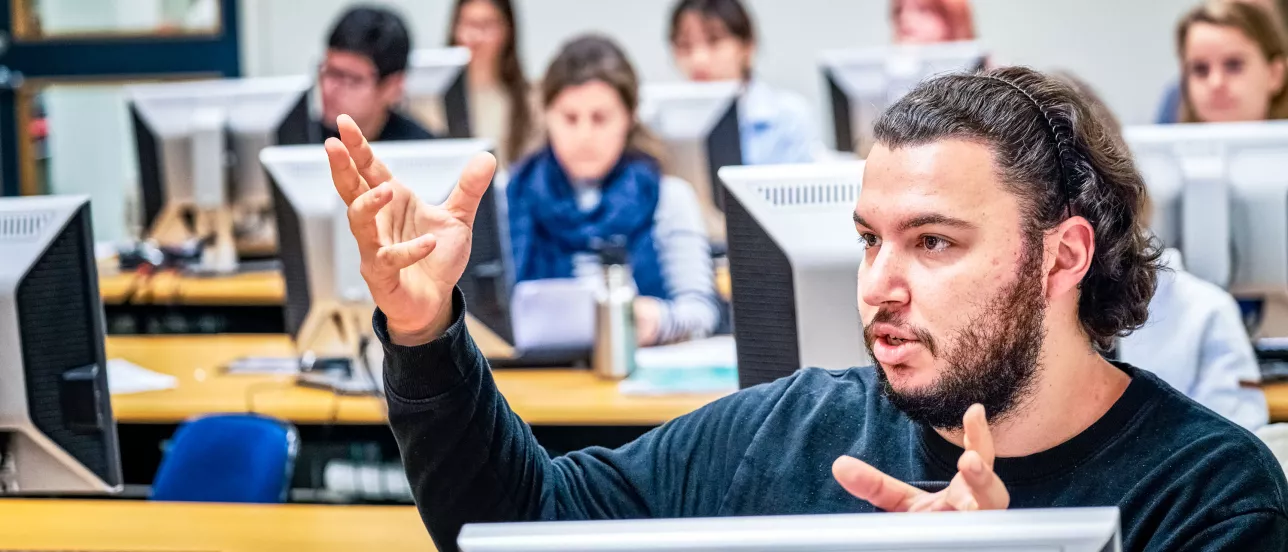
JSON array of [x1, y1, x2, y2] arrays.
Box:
[[151, 414, 299, 503]]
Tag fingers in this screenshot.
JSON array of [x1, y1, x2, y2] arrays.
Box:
[[956, 450, 1010, 510], [348, 183, 393, 255], [374, 234, 437, 273], [326, 137, 368, 205], [962, 404, 995, 467], [443, 152, 498, 228], [337, 114, 394, 187], [832, 456, 924, 512]]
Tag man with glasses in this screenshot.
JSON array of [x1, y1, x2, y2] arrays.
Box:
[[316, 6, 434, 142]]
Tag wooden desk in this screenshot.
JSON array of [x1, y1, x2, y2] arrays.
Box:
[[0, 499, 432, 552], [108, 334, 726, 426], [1264, 381, 1288, 423], [100, 270, 285, 306], [103, 265, 732, 306]]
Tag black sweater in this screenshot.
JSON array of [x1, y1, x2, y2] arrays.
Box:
[[381, 289, 1288, 552], [316, 110, 434, 143]]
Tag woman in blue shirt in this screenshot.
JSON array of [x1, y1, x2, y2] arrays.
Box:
[[507, 35, 721, 346], [667, 0, 820, 166]]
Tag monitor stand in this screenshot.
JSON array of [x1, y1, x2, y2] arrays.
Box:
[[149, 201, 237, 274], [296, 302, 369, 360]]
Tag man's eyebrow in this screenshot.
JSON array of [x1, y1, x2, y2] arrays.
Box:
[[852, 212, 978, 232], [899, 214, 978, 232]]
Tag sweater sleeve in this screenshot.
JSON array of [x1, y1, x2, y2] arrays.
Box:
[[1170, 511, 1288, 552], [380, 287, 776, 551], [651, 177, 721, 344]]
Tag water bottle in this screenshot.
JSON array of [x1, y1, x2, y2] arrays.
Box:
[[592, 237, 637, 380]]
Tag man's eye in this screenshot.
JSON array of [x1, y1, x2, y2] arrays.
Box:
[[921, 236, 949, 252], [859, 233, 881, 249]]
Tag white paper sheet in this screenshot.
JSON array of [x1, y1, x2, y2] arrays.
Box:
[[107, 358, 178, 395], [510, 278, 597, 353]]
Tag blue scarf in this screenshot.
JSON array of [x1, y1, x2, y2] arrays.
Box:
[[507, 146, 669, 299]]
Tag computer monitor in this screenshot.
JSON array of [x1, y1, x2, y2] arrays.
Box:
[[261, 138, 510, 358], [457, 507, 1122, 551], [719, 162, 869, 389], [404, 47, 473, 139], [1124, 121, 1288, 292], [821, 41, 984, 157], [639, 81, 744, 241], [0, 195, 122, 494], [128, 75, 313, 268]]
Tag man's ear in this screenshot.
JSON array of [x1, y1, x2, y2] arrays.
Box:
[[1044, 216, 1095, 299], [379, 72, 408, 107]]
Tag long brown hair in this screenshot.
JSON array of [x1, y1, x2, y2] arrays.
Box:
[[539, 34, 667, 164], [448, 0, 534, 162], [1176, 1, 1288, 122]]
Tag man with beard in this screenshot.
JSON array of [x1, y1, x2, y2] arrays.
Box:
[[324, 66, 1288, 552]]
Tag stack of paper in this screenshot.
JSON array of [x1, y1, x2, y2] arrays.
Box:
[[107, 359, 178, 395]]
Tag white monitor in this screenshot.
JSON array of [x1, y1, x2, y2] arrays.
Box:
[[128, 75, 313, 225], [405, 47, 473, 138], [719, 162, 868, 388], [821, 41, 984, 156], [1124, 121, 1288, 292], [458, 508, 1122, 552], [639, 81, 744, 241], [261, 138, 498, 356], [0, 195, 122, 494]]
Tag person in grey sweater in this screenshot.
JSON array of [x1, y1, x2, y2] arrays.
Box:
[[504, 35, 720, 346]]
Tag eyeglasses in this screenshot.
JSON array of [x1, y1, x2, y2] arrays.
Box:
[[317, 64, 379, 90]]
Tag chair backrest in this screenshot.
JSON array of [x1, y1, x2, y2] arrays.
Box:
[[1255, 423, 1288, 476], [151, 414, 298, 503]]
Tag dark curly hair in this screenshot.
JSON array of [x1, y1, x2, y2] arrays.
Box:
[[873, 66, 1162, 351]]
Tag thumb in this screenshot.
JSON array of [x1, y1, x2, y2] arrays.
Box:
[[443, 152, 498, 228]]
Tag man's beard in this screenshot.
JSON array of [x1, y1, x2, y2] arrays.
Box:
[[866, 238, 1047, 430]]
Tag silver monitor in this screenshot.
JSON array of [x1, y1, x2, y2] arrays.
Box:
[[821, 41, 984, 156], [639, 81, 744, 241], [719, 162, 869, 388], [261, 138, 499, 358], [0, 195, 122, 494], [1125, 121, 1288, 292], [128, 75, 314, 268], [405, 47, 473, 138], [458, 507, 1122, 552]]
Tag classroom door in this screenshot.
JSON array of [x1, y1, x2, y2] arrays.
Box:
[[0, 0, 240, 242]]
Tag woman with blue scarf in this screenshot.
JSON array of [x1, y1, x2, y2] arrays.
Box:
[[506, 35, 720, 346]]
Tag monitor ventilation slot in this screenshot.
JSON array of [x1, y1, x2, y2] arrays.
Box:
[[0, 212, 53, 241], [755, 182, 859, 207]]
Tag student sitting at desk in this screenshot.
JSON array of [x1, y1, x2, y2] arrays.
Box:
[[507, 35, 720, 347], [447, 0, 541, 165], [667, 0, 819, 165], [1160, 0, 1288, 123], [324, 66, 1288, 552], [316, 6, 434, 143]]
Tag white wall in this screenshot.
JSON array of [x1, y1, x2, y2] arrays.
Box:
[[240, 0, 1198, 127]]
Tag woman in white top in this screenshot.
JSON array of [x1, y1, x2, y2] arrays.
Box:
[[667, 0, 819, 166], [448, 0, 540, 164]]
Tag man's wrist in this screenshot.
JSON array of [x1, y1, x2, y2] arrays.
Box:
[[387, 300, 454, 347]]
